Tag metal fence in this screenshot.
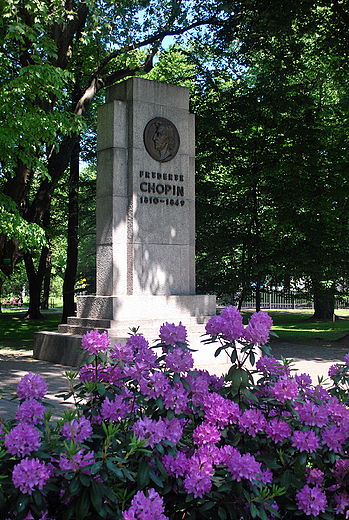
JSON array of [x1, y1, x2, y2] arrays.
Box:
[[239, 291, 349, 310], [240, 292, 313, 310]]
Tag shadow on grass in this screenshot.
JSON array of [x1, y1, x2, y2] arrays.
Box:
[[0, 310, 62, 350]]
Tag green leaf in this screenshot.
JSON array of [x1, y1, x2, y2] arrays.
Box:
[[280, 470, 292, 491], [79, 473, 91, 487], [218, 507, 227, 520], [33, 489, 45, 507], [76, 488, 90, 520], [106, 459, 125, 480], [91, 461, 103, 475], [17, 495, 30, 512], [137, 459, 150, 489], [250, 502, 258, 518], [91, 480, 103, 511], [150, 470, 164, 487], [214, 345, 226, 357], [294, 454, 307, 479], [69, 475, 81, 495], [155, 457, 168, 480], [201, 501, 215, 512]]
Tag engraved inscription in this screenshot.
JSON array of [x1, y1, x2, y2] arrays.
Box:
[[139, 170, 185, 208]]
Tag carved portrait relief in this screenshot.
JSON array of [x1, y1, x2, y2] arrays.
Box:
[[143, 117, 180, 163]]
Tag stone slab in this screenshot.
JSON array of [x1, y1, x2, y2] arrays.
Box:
[[77, 294, 216, 320], [32, 324, 230, 370], [33, 332, 88, 366]]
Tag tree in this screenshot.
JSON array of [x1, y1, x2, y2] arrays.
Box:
[[0, 0, 229, 318], [191, 18, 349, 316]]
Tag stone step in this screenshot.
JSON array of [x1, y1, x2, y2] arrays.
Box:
[[57, 324, 109, 336], [66, 317, 111, 328]]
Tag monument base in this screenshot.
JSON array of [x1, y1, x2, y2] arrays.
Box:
[[33, 294, 230, 370]]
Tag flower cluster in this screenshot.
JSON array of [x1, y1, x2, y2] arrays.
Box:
[[1, 307, 349, 520], [205, 305, 272, 346], [81, 328, 110, 355]]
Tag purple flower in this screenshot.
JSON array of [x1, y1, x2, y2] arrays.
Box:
[[163, 381, 189, 414], [243, 310, 273, 346], [61, 416, 92, 443], [205, 314, 223, 337], [334, 491, 349, 514], [139, 371, 171, 399], [185, 371, 210, 407], [183, 466, 212, 498], [109, 342, 134, 363], [164, 347, 193, 373], [333, 458, 349, 483], [239, 408, 267, 437], [305, 384, 330, 401], [256, 356, 286, 376], [345, 353, 349, 366], [101, 392, 135, 422], [81, 329, 110, 355], [222, 446, 262, 483], [296, 401, 329, 428], [305, 467, 324, 486], [162, 452, 189, 477], [126, 334, 150, 351], [296, 485, 327, 516], [327, 396, 349, 423], [159, 321, 187, 347], [258, 467, 273, 484], [193, 422, 221, 446], [292, 430, 320, 453], [123, 348, 158, 381], [265, 418, 291, 443], [133, 417, 167, 448], [16, 398, 45, 425], [272, 376, 299, 402], [321, 424, 346, 452], [206, 307, 245, 342], [203, 392, 241, 428], [163, 417, 183, 445], [183, 451, 214, 498], [219, 306, 245, 342], [5, 423, 41, 457], [294, 373, 312, 390], [17, 372, 47, 400], [12, 457, 50, 495], [329, 364, 340, 377], [123, 489, 168, 520]]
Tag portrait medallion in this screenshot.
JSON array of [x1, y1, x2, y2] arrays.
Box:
[[143, 117, 180, 163]]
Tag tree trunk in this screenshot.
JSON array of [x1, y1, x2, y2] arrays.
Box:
[[238, 287, 246, 311], [313, 299, 335, 320], [311, 280, 335, 320], [41, 250, 52, 310], [24, 248, 49, 319], [256, 283, 261, 312], [61, 141, 79, 324]]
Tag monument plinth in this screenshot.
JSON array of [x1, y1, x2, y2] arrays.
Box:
[[34, 78, 218, 367]]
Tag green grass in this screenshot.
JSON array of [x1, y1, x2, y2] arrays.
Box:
[[1, 307, 349, 353], [0, 309, 62, 350], [242, 309, 349, 344]]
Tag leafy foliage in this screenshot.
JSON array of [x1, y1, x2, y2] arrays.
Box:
[[1, 312, 349, 518]]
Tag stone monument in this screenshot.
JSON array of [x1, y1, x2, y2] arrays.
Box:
[[33, 78, 218, 367]]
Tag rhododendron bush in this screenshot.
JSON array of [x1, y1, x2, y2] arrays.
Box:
[[1, 306, 349, 519]]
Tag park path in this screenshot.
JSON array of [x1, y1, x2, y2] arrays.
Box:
[[0, 341, 348, 421]]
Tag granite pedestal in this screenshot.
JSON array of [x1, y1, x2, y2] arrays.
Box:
[[34, 78, 220, 368]]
